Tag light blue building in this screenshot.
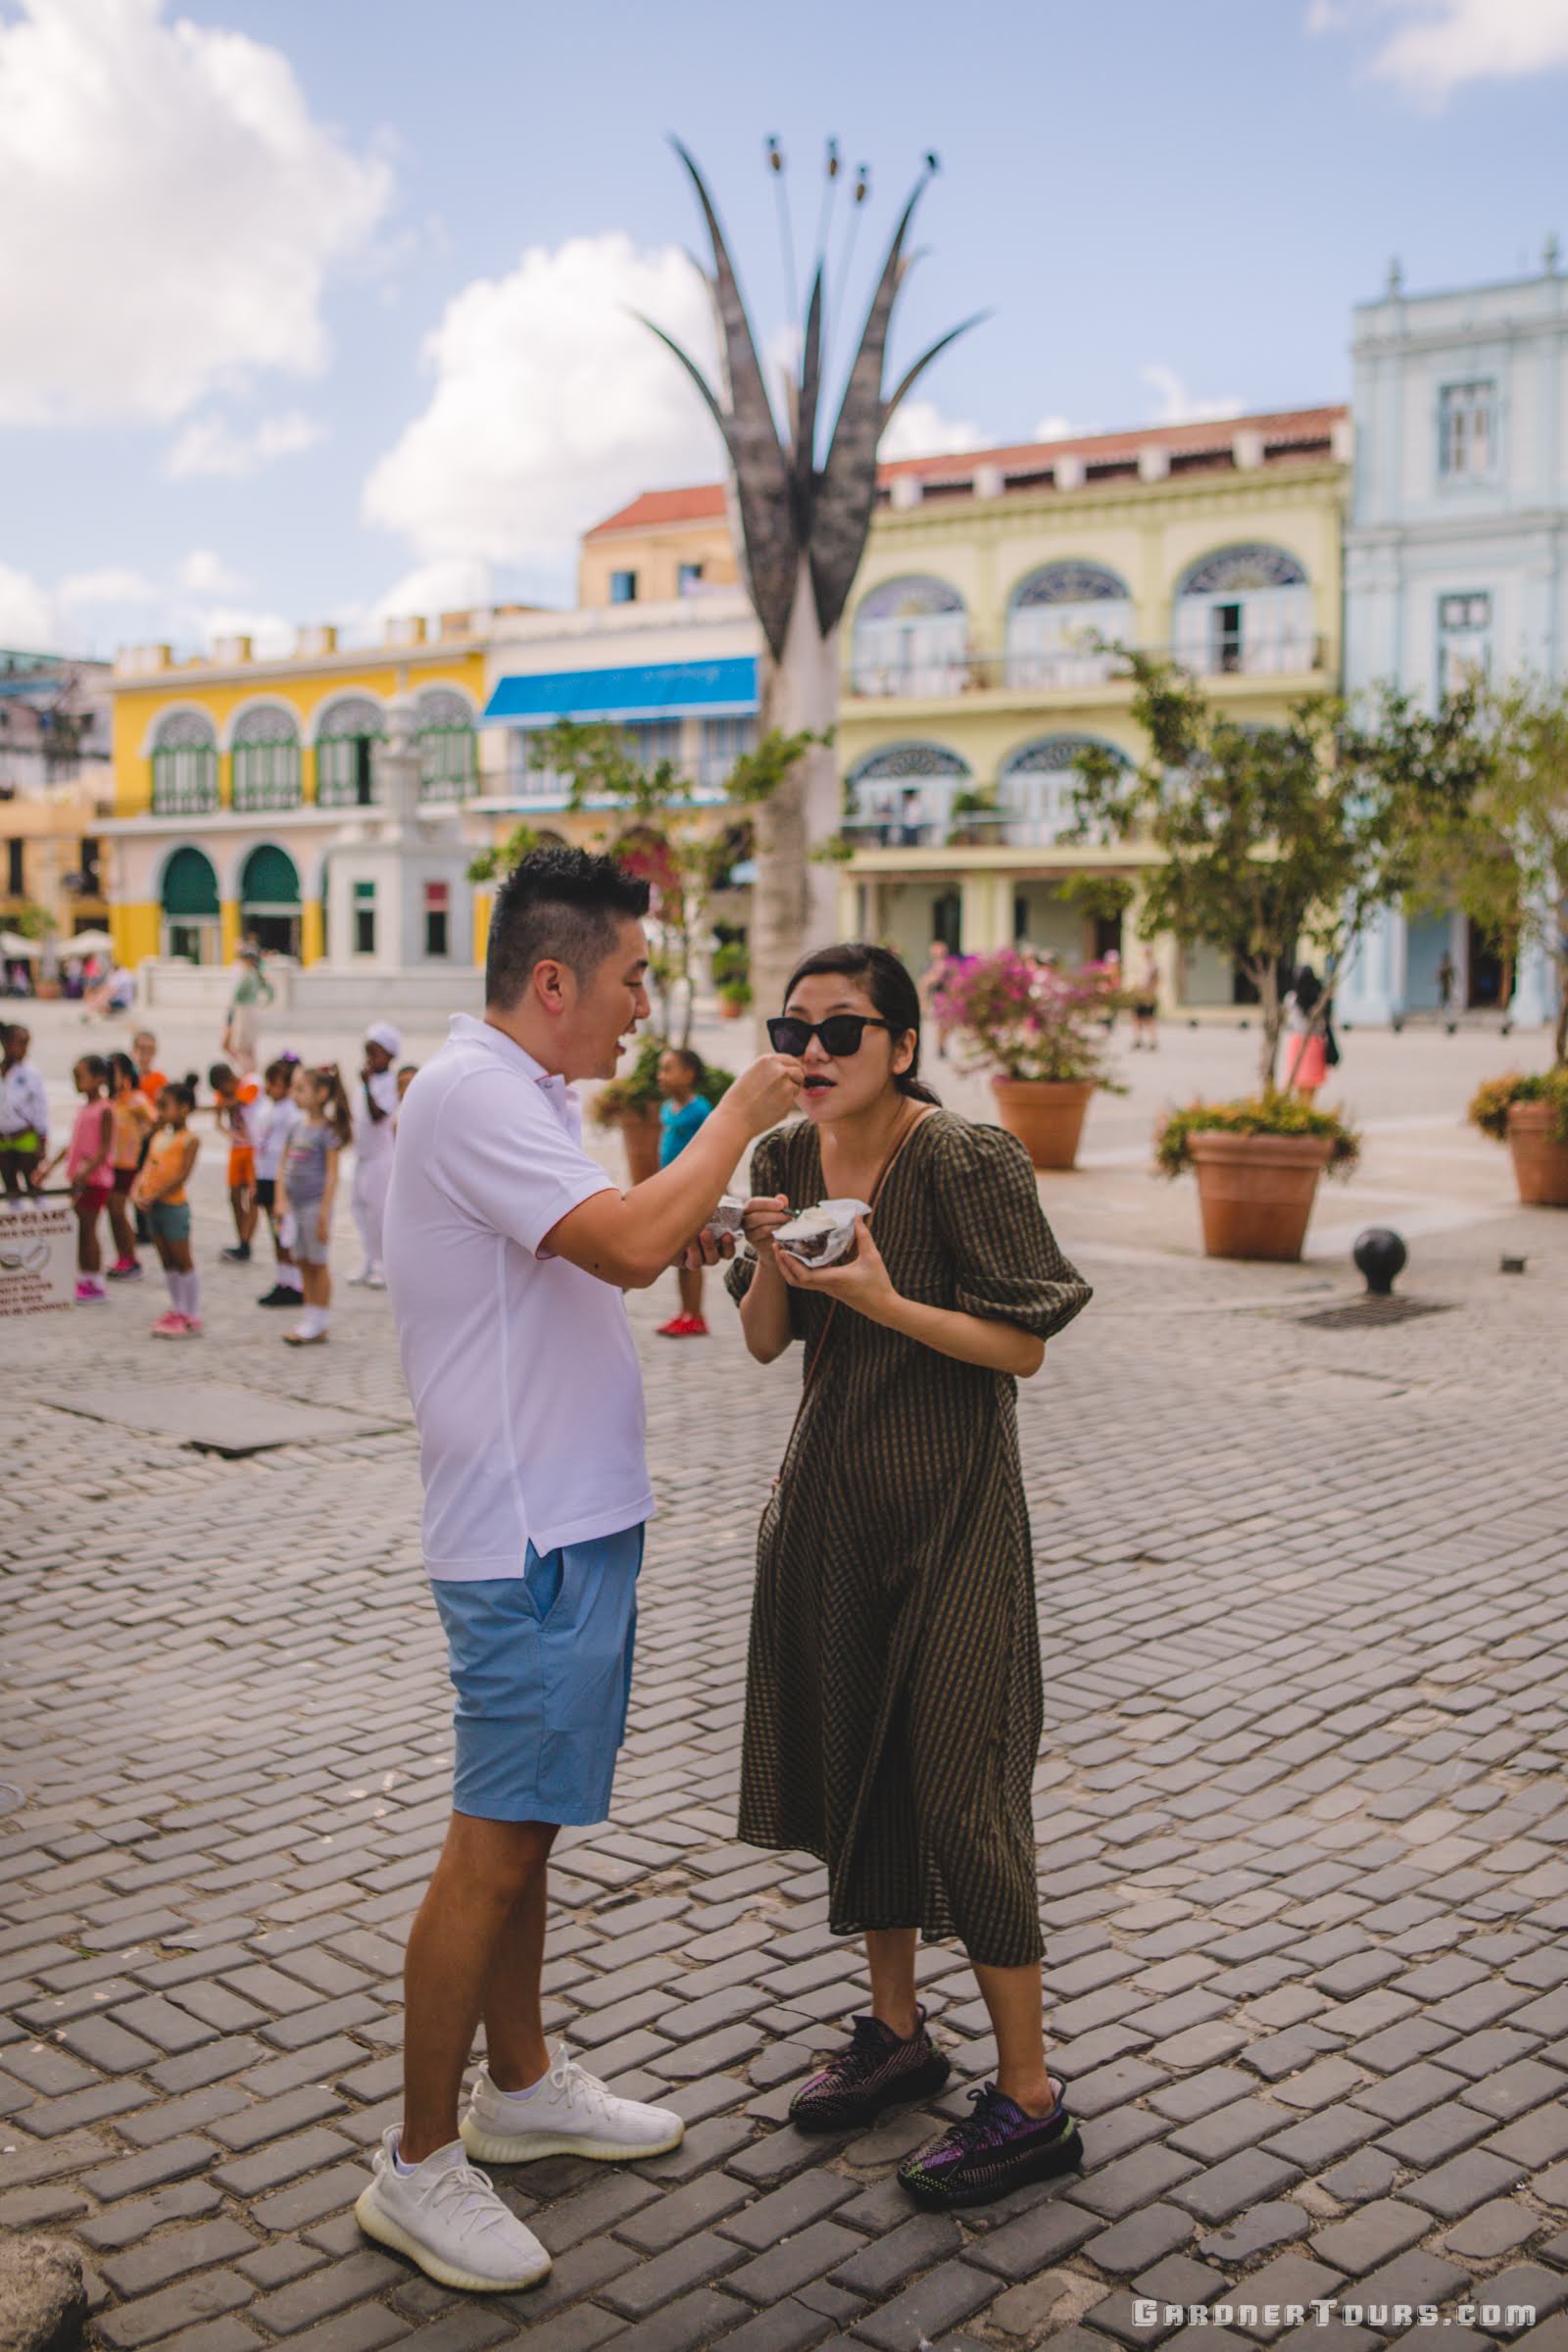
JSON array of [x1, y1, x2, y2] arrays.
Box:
[[1340, 251, 1565, 1030]]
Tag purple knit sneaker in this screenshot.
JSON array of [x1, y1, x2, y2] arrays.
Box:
[[898, 2080, 1083, 2209], [788, 2007, 951, 2133]]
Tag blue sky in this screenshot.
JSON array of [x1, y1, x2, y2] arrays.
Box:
[[2, 0, 1565, 659]]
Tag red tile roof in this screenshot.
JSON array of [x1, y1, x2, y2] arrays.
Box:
[[583, 405, 1346, 536], [585, 483, 728, 537]]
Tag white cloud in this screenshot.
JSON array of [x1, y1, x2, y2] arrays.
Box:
[[1033, 412, 1077, 443], [0, 0, 390, 427], [1141, 364, 1245, 426], [366, 557, 495, 626], [58, 565, 160, 608], [0, 564, 59, 645], [878, 399, 990, 461], [1309, 0, 1568, 101], [176, 549, 248, 596], [164, 410, 325, 481], [363, 232, 719, 596]]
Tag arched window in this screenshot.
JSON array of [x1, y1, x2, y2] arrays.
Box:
[[999, 735, 1127, 847], [847, 742, 970, 844], [160, 845, 220, 963], [231, 706, 301, 812], [1005, 563, 1133, 689], [851, 576, 968, 697], [415, 687, 477, 802], [316, 696, 383, 808], [151, 711, 219, 816], [1174, 544, 1312, 677], [238, 843, 301, 958]]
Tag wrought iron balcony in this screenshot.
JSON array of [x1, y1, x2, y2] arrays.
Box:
[[845, 634, 1327, 699]]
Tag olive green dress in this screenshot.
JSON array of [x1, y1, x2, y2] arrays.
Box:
[[725, 1109, 1092, 1969]]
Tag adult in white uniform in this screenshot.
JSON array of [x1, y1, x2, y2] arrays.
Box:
[[350, 1021, 400, 1287], [358, 846, 802, 2294]]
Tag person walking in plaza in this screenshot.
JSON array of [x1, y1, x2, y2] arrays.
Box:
[[254, 1054, 304, 1309], [132, 1077, 203, 1337], [350, 1023, 400, 1288], [727, 941, 1093, 2213], [105, 1052, 153, 1279], [275, 1063, 350, 1348], [209, 1062, 262, 1264], [0, 1022, 48, 1196], [1282, 961, 1328, 1100], [1132, 950, 1160, 1050], [221, 942, 272, 1077], [41, 1054, 116, 1301], [655, 1045, 711, 1337], [360, 846, 801, 2295]]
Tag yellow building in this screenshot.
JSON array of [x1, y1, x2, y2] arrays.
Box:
[[572, 409, 1348, 1007], [103, 617, 491, 969], [836, 406, 1348, 1002], [577, 485, 739, 610]]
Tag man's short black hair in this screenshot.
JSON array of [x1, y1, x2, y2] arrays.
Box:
[[486, 846, 651, 1009]]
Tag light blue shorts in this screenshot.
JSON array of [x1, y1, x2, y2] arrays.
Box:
[[431, 1525, 645, 1826]]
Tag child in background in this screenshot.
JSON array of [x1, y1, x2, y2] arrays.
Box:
[[209, 1061, 261, 1264], [396, 1062, 418, 1104], [254, 1054, 305, 1309], [40, 1054, 115, 1300], [350, 1023, 400, 1288], [131, 1030, 168, 1104], [276, 1062, 351, 1347], [105, 1052, 153, 1279], [133, 1076, 203, 1337], [656, 1045, 711, 1338], [0, 1023, 48, 1197]]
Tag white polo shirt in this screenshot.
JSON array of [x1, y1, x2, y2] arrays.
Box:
[[383, 1012, 653, 1580]]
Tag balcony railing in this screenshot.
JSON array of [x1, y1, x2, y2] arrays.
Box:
[[840, 811, 1113, 855], [846, 635, 1326, 699]]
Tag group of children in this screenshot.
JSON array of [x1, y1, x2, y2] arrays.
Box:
[[14, 1019, 417, 1346]]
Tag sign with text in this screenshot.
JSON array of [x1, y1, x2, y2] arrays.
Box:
[[0, 1196, 75, 1315]]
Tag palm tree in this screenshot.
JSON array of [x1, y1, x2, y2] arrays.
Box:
[[643, 142, 980, 1030]]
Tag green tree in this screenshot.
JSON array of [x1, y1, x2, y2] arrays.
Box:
[[469, 719, 820, 1046], [1070, 656, 1488, 1092], [1413, 676, 1568, 1065]]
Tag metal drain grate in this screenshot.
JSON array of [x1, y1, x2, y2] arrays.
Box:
[[1298, 1296, 1455, 1331]]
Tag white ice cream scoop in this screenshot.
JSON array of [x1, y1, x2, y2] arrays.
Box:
[[773, 1197, 871, 1266]]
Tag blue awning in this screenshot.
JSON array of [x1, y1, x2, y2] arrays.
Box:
[[483, 656, 757, 725]]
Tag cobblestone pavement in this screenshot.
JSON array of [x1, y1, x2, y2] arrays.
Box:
[[5, 1048, 1568, 2350]]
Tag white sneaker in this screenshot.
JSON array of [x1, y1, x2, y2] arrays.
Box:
[[365, 1270, 386, 1290], [461, 2043, 684, 2165], [354, 2129, 551, 2292], [347, 1269, 373, 1287]]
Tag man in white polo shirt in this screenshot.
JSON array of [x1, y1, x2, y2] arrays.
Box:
[[358, 847, 801, 2293]]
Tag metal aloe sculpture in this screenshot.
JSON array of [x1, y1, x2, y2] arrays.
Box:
[[643, 141, 981, 1024]]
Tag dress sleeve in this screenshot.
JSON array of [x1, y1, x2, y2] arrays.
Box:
[[932, 1118, 1092, 1341]]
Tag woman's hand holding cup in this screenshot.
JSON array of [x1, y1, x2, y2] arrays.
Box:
[[742, 1194, 793, 1261]]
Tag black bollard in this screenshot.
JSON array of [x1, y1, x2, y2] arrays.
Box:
[[1353, 1228, 1407, 1298]]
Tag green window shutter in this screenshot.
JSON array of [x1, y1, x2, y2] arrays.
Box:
[[161, 847, 220, 916], [240, 845, 300, 906]]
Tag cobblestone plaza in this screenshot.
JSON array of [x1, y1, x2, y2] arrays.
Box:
[[4, 1005, 1568, 2350]]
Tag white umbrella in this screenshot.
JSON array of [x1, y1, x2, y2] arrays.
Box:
[[0, 932, 41, 956], [66, 928, 115, 956]]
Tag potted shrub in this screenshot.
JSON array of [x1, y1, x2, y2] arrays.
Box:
[[948, 788, 1004, 847], [933, 949, 1124, 1169], [1067, 656, 1484, 1257], [590, 1037, 733, 1184], [1157, 1097, 1360, 1261], [712, 941, 753, 1022], [1469, 1069, 1568, 1207]]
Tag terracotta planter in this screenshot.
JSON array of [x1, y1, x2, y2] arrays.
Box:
[[717, 999, 745, 1021], [1189, 1130, 1334, 1261], [1507, 1102, 1568, 1206], [991, 1077, 1095, 1170], [617, 1104, 662, 1186]]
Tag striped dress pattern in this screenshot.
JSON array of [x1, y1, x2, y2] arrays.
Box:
[[725, 1109, 1093, 1969]]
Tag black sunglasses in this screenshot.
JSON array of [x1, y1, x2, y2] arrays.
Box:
[[766, 1013, 892, 1057]]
